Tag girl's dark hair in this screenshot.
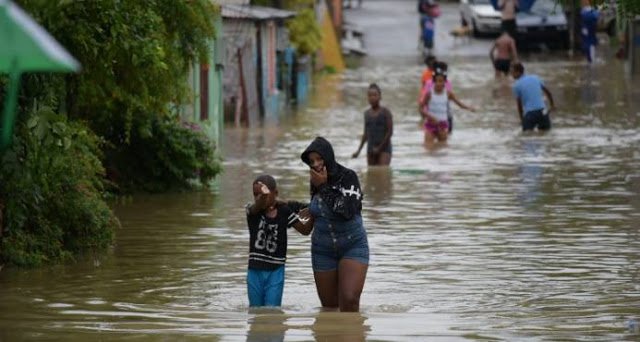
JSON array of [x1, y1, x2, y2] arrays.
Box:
[[368, 83, 381, 95], [433, 61, 448, 79], [434, 61, 448, 71]]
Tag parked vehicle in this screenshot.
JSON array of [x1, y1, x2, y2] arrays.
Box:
[[460, 0, 568, 47], [459, 0, 501, 36], [515, 0, 569, 47]]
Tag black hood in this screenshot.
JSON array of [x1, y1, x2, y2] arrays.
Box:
[[301, 136, 339, 175]]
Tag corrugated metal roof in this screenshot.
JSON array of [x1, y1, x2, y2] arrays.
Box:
[[222, 4, 296, 20]]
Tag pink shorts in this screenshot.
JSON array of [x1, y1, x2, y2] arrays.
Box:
[[424, 120, 449, 135]]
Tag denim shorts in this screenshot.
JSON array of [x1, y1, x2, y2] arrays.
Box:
[[247, 265, 285, 307], [311, 224, 369, 272]]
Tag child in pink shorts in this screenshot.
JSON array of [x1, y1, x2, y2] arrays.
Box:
[[420, 68, 475, 148]]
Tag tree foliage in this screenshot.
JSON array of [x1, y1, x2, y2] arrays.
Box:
[[0, 1, 223, 266], [16, 0, 218, 144], [614, 0, 640, 17], [251, 0, 322, 56], [108, 115, 223, 192], [11, 0, 223, 191], [557, 0, 640, 17], [0, 107, 117, 266], [287, 9, 323, 56]]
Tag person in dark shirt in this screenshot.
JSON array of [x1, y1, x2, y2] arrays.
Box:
[[245, 175, 313, 307], [352, 83, 393, 166], [302, 137, 369, 312]]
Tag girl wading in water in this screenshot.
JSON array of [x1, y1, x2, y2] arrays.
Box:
[[352, 83, 393, 166], [302, 137, 369, 312], [420, 68, 475, 148]]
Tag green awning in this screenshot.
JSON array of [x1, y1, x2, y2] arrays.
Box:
[[1, 0, 80, 151]]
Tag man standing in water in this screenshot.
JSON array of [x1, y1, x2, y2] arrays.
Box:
[[490, 31, 518, 78], [511, 62, 556, 131]]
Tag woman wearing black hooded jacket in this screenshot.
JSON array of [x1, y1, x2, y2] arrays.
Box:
[[301, 137, 369, 312]]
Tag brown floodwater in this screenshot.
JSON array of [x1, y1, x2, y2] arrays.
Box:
[[2, 3, 640, 340]]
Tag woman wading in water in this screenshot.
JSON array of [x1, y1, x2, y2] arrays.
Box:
[[301, 137, 369, 312]]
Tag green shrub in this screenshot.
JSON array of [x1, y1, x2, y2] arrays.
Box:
[[287, 8, 322, 56], [0, 107, 118, 267], [251, 0, 321, 56], [106, 116, 222, 193], [14, 0, 223, 192]]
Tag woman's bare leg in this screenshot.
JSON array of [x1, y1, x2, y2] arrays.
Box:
[[377, 152, 391, 166], [337, 259, 368, 312], [367, 153, 378, 166], [314, 270, 339, 309]]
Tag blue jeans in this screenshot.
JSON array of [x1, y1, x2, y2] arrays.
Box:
[[247, 266, 285, 307]]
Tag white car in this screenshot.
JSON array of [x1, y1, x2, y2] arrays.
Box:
[[460, 0, 569, 47], [459, 0, 501, 36]]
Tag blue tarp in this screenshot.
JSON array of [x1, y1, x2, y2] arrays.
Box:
[[490, 0, 536, 12]]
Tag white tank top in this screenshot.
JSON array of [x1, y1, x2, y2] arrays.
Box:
[[429, 90, 449, 122]]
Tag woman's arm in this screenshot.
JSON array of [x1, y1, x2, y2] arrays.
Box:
[[353, 115, 367, 158], [281, 201, 313, 235], [292, 207, 314, 235]]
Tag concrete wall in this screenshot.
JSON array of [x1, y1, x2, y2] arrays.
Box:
[[181, 16, 225, 147]]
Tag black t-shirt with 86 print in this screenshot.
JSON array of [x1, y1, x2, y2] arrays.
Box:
[[245, 201, 306, 270]]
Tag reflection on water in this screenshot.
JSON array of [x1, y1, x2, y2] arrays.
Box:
[[246, 309, 288, 342], [518, 138, 544, 206], [245, 310, 370, 342], [1, 37, 640, 342], [311, 312, 369, 342], [363, 167, 393, 206]]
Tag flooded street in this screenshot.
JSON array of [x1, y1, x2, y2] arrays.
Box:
[[2, 1, 640, 341]]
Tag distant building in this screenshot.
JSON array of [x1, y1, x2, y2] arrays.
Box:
[[182, 6, 224, 147], [221, 4, 297, 125]]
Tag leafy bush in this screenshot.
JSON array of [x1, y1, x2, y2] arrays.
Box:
[[251, 0, 321, 56], [106, 116, 223, 193], [16, 0, 219, 145], [287, 8, 323, 56], [0, 1, 224, 267], [0, 107, 117, 267], [13, 0, 223, 191]]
